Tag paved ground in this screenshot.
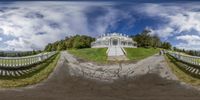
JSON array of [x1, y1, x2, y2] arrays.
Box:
[[107, 46, 128, 61], [66, 51, 177, 82], [0, 51, 200, 100]]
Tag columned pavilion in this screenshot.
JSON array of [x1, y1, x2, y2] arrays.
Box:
[[91, 33, 137, 48]]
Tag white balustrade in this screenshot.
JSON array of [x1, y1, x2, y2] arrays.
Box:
[[0, 51, 56, 68], [168, 51, 200, 66]]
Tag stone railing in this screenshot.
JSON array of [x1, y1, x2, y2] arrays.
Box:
[[0, 51, 56, 68], [168, 51, 200, 66], [106, 47, 110, 54], [121, 47, 127, 55]]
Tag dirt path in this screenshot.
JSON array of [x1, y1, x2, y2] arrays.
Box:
[[0, 51, 200, 100], [65, 51, 178, 82]]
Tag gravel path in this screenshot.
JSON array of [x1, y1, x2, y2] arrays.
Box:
[[0, 51, 200, 100]]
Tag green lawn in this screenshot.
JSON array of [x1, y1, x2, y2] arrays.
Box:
[[0, 53, 60, 88], [125, 48, 159, 61], [68, 48, 159, 62], [68, 48, 107, 63]]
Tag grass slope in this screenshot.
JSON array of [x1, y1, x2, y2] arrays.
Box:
[[68, 48, 107, 63], [165, 54, 200, 86], [125, 48, 159, 61], [0, 53, 60, 88]]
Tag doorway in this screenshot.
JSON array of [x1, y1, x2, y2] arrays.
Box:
[[112, 39, 118, 46]]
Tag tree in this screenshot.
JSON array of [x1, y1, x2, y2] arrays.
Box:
[[44, 43, 52, 51], [72, 35, 94, 49], [32, 50, 37, 55], [133, 29, 162, 48], [151, 35, 162, 48], [66, 37, 74, 49], [44, 35, 95, 51], [57, 40, 66, 50], [161, 42, 171, 49]]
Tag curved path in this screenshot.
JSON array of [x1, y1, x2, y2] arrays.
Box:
[[66, 51, 178, 82], [0, 51, 200, 100]]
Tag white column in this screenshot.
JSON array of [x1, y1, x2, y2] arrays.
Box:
[[17, 59, 19, 67], [118, 38, 120, 47], [110, 39, 112, 47]]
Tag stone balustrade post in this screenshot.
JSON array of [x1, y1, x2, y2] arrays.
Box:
[[0, 51, 55, 68], [170, 52, 200, 66]]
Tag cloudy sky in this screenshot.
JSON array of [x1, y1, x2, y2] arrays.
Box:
[[0, 1, 200, 51]]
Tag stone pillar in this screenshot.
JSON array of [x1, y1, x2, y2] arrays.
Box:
[[111, 39, 112, 46], [119, 38, 121, 47], [109, 39, 111, 47], [116, 39, 118, 46]]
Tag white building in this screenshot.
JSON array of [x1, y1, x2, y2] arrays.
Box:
[[91, 33, 137, 48], [91, 33, 137, 60]]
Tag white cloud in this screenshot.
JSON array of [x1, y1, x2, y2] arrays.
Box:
[[0, 2, 132, 51], [1, 2, 200, 51], [0, 37, 2, 41], [168, 12, 200, 33], [149, 26, 174, 38], [176, 35, 200, 42], [176, 35, 200, 50], [134, 3, 200, 50], [136, 3, 200, 37]]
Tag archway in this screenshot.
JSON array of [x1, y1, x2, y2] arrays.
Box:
[[112, 39, 118, 46]]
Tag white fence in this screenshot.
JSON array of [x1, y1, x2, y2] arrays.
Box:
[[0, 51, 56, 68], [168, 51, 200, 66]]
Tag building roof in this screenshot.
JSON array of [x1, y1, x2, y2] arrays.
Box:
[[96, 33, 135, 43]]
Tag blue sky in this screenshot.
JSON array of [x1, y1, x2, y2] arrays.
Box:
[[0, 1, 200, 51]]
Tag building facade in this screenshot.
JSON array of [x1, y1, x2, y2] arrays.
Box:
[[91, 33, 137, 48]]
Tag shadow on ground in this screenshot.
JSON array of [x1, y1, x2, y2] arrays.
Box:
[[0, 60, 200, 100]]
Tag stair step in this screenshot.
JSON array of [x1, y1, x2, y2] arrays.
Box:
[[14, 71, 21, 76], [22, 70, 30, 74], [108, 47, 125, 56], [10, 71, 15, 76], [195, 69, 199, 74], [6, 71, 10, 76], [187, 67, 192, 71], [17, 70, 24, 75], [2, 70, 5, 76], [186, 66, 190, 70], [191, 68, 196, 73]]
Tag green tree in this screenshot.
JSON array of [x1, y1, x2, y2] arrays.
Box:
[[134, 29, 157, 48], [161, 42, 171, 49], [133, 29, 170, 49], [44, 43, 52, 51], [44, 35, 95, 51]]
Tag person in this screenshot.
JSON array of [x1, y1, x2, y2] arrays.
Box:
[[159, 50, 161, 55], [159, 50, 163, 55]]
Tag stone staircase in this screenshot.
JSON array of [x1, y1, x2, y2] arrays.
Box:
[[0, 67, 38, 77], [184, 65, 200, 75], [107, 46, 128, 61], [108, 46, 124, 56], [175, 62, 200, 77], [0, 54, 57, 77], [168, 53, 200, 78]]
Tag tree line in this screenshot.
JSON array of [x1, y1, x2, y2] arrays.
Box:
[[44, 35, 95, 51], [173, 47, 200, 57], [132, 29, 172, 49], [0, 29, 174, 57], [0, 50, 41, 57], [44, 29, 172, 52]]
